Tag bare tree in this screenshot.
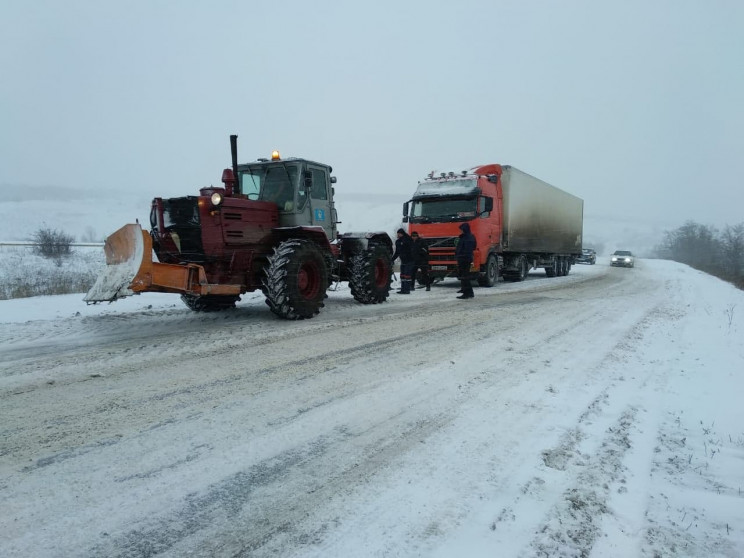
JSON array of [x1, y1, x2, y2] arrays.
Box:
[[32, 227, 74, 261], [657, 221, 743, 290], [720, 223, 744, 287]]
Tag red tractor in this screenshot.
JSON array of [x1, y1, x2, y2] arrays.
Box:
[[85, 135, 393, 319]]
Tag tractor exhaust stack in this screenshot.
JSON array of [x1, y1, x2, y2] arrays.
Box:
[[230, 134, 240, 195]]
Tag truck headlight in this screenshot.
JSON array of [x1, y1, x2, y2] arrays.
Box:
[[211, 192, 223, 206]]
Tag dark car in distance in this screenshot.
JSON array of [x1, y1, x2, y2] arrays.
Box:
[[577, 248, 596, 265]]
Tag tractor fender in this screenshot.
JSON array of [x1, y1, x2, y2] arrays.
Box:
[[336, 232, 393, 258], [272, 226, 333, 254]]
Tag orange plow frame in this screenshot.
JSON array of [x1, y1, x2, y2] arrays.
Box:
[[84, 224, 241, 303]]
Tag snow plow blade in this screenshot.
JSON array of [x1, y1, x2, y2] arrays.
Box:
[[84, 224, 241, 303]]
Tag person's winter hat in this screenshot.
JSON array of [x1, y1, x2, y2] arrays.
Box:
[[397, 228, 406, 235]]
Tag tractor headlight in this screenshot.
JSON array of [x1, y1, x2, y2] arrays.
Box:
[[211, 192, 223, 206]]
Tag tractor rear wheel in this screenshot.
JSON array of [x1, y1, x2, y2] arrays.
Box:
[[264, 239, 328, 319], [180, 294, 240, 312], [349, 242, 392, 304]]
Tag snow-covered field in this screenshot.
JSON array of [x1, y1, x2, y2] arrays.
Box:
[[1, 257, 742, 557]]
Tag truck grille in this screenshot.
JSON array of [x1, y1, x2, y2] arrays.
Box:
[[422, 237, 457, 262], [422, 236, 457, 248]]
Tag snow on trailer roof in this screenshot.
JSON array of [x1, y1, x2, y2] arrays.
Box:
[[413, 164, 504, 198]]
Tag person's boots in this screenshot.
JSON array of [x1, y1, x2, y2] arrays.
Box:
[[458, 286, 474, 299], [398, 279, 411, 294], [426, 283, 431, 291], [457, 279, 470, 298]]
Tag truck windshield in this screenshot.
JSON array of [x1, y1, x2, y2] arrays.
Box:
[[239, 164, 299, 210], [410, 197, 478, 223]]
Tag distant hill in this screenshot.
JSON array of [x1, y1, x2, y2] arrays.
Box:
[[0, 187, 152, 242]]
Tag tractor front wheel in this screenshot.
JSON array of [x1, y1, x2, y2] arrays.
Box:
[[264, 239, 328, 319]]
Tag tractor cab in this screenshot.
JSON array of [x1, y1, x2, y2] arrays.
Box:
[[235, 151, 338, 240]]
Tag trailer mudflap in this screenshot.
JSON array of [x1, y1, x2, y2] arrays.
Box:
[[84, 224, 241, 303]]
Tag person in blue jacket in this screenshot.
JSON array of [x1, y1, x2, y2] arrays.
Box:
[[391, 228, 414, 294], [455, 222, 477, 299]]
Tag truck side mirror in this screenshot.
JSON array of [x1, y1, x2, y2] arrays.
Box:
[[330, 176, 337, 184]]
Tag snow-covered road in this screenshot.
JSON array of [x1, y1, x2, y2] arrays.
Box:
[[1, 261, 743, 557]]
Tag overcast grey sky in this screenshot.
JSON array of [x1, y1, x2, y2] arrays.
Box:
[[2, 0, 743, 230]]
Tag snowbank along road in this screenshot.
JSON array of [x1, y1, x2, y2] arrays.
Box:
[[1, 260, 743, 557]]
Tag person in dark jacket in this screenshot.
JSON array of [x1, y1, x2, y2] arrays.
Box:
[[391, 228, 414, 294], [410, 232, 430, 291], [455, 222, 477, 299]]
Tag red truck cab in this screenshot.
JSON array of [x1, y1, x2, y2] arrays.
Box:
[[403, 164, 503, 287]]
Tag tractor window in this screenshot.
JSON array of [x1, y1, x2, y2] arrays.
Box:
[[262, 167, 298, 211], [240, 164, 299, 211], [310, 168, 328, 200], [241, 173, 260, 199], [297, 174, 309, 210]]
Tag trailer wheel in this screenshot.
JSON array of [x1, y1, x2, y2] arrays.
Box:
[[180, 294, 240, 312], [517, 256, 529, 281], [545, 257, 557, 278], [478, 254, 499, 287], [556, 256, 565, 277], [349, 242, 392, 304], [263, 239, 328, 319]]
